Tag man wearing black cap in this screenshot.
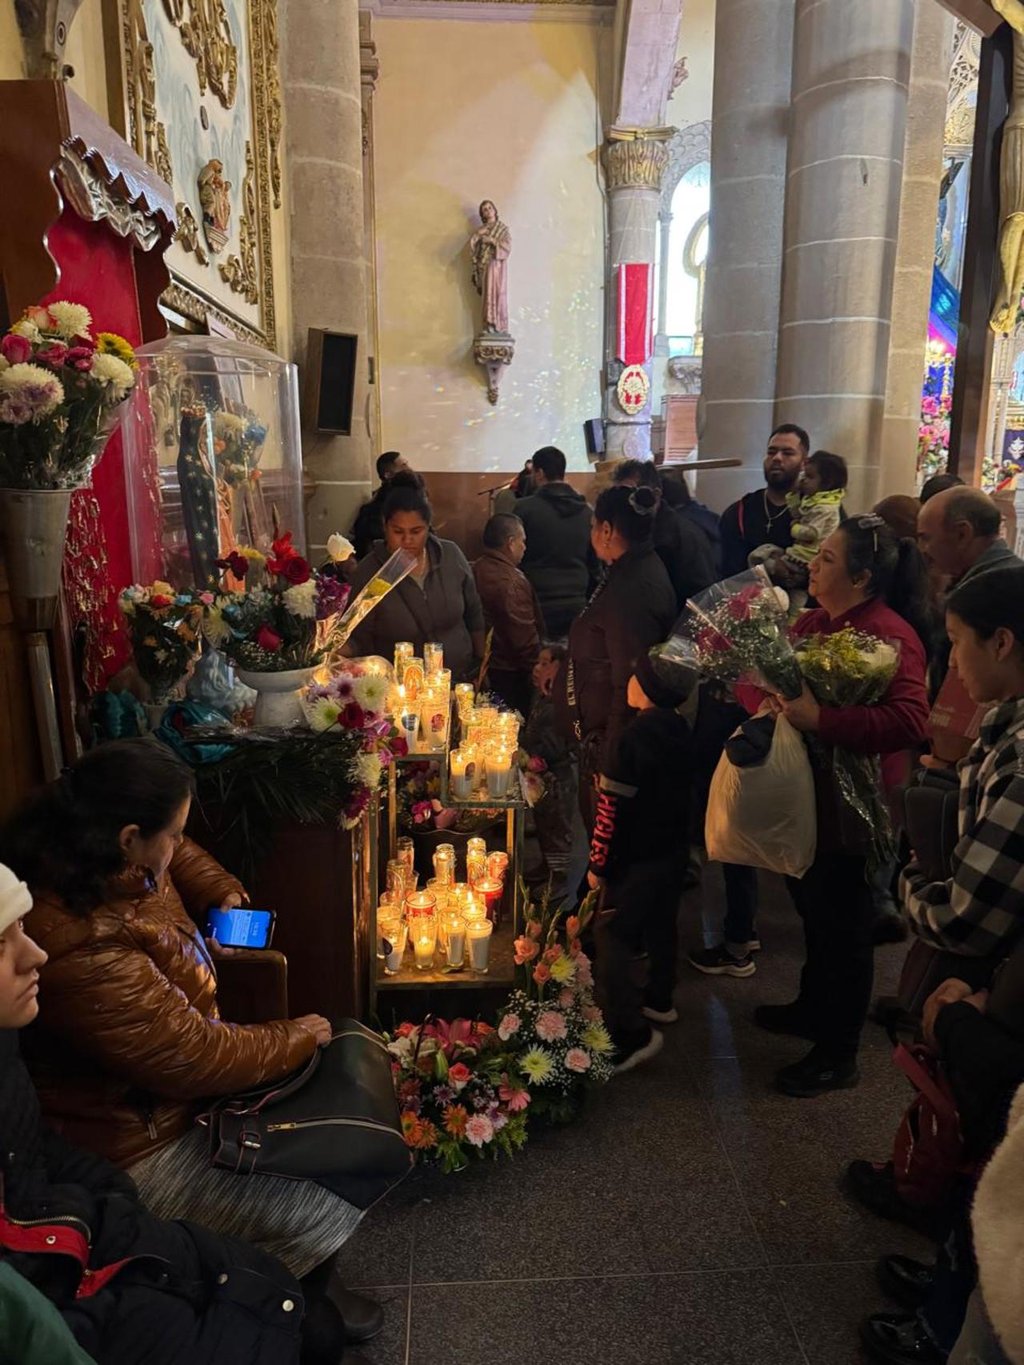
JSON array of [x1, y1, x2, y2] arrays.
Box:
[[587, 647, 696, 1073]]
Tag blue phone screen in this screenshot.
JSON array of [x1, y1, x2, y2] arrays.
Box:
[[206, 908, 273, 949]]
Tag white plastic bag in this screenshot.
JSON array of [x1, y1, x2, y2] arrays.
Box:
[[705, 715, 817, 878]]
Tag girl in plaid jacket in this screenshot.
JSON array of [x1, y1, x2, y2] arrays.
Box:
[[902, 565, 1024, 963]]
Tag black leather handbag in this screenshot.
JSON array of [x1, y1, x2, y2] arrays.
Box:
[[199, 1019, 411, 1209]]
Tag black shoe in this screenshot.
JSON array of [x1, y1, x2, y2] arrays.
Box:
[[753, 1001, 816, 1040], [843, 1160, 943, 1236], [871, 910, 909, 945], [775, 1047, 858, 1097], [334, 1288, 385, 1344], [876, 1255, 935, 1310], [858, 1312, 943, 1365]]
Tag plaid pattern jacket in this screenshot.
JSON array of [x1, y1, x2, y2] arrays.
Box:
[[902, 698, 1024, 956]]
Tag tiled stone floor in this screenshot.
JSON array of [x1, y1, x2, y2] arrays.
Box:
[[333, 863, 931, 1364]]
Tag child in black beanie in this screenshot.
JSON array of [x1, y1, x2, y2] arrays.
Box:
[[588, 646, 695, 1072]]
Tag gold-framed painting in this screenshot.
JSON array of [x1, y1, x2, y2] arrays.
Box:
[[102, 0, 282, 348]]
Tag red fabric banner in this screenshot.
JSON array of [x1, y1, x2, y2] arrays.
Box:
[[615, 263, 653, 367]]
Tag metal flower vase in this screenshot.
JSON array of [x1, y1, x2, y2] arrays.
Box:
[[0, 487, 74, 780]]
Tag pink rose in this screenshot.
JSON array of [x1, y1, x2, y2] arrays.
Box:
[[533, 963, 551, 985], [1, 333, 33, 364], [526, 754, 547, 773], [25, 306, 52, 330], [447, 1062, 472, 1092], [565, 1048, 592, 1074], [65, 344, 94, 372], [35, 342, 68, 367], [535, 1010, 567, 1043]]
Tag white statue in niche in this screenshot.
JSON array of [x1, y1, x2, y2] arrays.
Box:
[[470, 200, 511, 334]]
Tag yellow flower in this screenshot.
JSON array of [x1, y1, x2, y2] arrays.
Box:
[[549, 954, 576, 984], [238, 546, 266, 564], [520, 1047, 554, 1084], [582, 1023, 613, 1054], [96, 332, 138, 370]]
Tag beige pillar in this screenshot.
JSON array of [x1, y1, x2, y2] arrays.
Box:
[[360, 11, 382, 454], [876, 1, 955, 501], [280, 0, 373, 556], [602, 131, 671, 463], [697, 0, 795, 512], [775, 0, 915, 509]]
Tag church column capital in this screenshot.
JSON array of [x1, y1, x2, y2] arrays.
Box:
[[603, 129, 673, 191]]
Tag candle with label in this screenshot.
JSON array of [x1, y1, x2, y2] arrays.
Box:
[[424, 642, 444, 677], [474, 876, 503, 923], [443, 914, 466, 967], [449, 748, 473, 800]]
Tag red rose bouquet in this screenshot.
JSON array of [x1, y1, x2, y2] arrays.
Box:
[[680, 567, 803, 699]]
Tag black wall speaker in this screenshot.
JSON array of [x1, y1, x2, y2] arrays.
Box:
[[305, 328, 358, 435], [583, 418, 604, 458]]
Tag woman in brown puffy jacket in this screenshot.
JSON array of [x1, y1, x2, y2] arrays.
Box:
[[0, 739, 382, 1341]]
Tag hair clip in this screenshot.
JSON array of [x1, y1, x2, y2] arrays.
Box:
[[627, 488, 656, 517]]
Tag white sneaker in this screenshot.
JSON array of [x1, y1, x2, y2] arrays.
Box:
[[613, 1028, 664, 1075], [642, 1004, 679, 1024]]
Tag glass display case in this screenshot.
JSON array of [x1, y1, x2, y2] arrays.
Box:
[[122, 335, 304, 590]]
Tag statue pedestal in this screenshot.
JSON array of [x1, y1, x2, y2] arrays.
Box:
[[473, 331, 515, 404]]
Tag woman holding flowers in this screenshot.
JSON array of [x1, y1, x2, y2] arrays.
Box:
[[755, 517, 931, 1097]]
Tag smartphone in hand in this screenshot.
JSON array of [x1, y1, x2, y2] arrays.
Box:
[[205, 907, 276, 950]]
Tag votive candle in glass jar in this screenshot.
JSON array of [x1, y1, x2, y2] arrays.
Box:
[[443, 914, 466, 967], [385, 858, 408, 899], [396, 836, 415, 876], [403, 658, 425, 702], [486, 851, 509, 884], [432, 844, 455, 885], [485, 752, 513, 799], [467, 919, 493, 973], [413, 920, 437, 970], [394, 642, 414, 676], [475, 877, 503, 923], [424, 642, 444, 677], [379, 917, 407, 975], [454, 682, 475, 723], [466, 852, 487, 886], [449, 749, 473, 800], [406, 890, 437, 920], [420, 688, 448, 751]]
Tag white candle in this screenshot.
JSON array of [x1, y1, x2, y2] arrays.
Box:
[[413, 932, 435, 970], [467, 920, 492, 973]]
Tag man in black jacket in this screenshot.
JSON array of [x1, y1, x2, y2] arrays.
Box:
[[718, 423, 808, 577], [612, 458, 716, 611], [349, 451, 410, 560], [516, 446, 593, 638]]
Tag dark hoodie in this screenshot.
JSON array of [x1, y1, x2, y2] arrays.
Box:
[[516, 482, 593, 638]]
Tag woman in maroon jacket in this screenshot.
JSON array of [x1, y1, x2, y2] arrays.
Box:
[[754, 516, 931, 1097]]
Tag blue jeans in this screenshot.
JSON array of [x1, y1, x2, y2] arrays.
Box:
[[723, 862, 758, 952]]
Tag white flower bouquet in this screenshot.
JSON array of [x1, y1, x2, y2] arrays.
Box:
[[0, 301, 137, 488]]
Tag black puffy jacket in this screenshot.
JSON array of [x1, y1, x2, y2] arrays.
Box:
[[0, 1031, 304, 1365]]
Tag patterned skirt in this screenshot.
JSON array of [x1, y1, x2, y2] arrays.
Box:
[[129, 1127, 364, 1278]]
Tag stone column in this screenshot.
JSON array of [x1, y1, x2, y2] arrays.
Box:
[[876, 0, 955, 500], [279, 0, 373, 557], [602, 130, 672, 466], [775, 0, 915, 510], [697, 0, 795, 512], [360, 11, 382, 454]]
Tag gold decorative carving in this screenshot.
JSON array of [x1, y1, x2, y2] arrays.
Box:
[[261, 0, 283, 209], [120, 0, 175, 188], [944, 22, 981, 154], [604, 129, 673, 191], [112, 0, 279, 347], [162, 0, 239, 109], [175, 201, 210, 265], [219, 141, 259, 304]]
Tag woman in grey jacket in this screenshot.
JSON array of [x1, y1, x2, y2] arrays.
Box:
[[346, 475, 485, 679]]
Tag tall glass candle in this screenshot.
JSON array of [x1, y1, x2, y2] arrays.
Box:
[[467, 919, 493, 973], [413, 920, 437, 970], [449, 749, 473, 800], [486, 851, 509, 883], [394, 642, 414, 676], [403, 659, 425, 702], [396, 836, 415, 876], [475, 877, 503, 923], [443, 914, 466, 967], [424, 642, 444, 676]]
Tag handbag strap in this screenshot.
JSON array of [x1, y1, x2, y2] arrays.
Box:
[[893, 1043, 957, 1119]]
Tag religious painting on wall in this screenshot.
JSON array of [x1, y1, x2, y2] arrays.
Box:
[[103, 0, 282, 348]]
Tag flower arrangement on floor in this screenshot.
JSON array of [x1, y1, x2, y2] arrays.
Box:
[[395, 762, 498, 835], [681, 568, 803, 700], [794, 627, 901, 866], [0, 301, 137, 488], [386, 889, 612, 1170], [118, 581, 203, 703]]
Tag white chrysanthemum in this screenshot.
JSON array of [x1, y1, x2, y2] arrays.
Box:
[[90, 352, 135, 399], [326, 532, 355, 563], [214, 411, 247, 439], [283, 579, 317, 619], [303, 696, 342, 732], [11, 319, 40, 342], [0, 363, 65, 421], [355, 751, 383, 789], [47, 301, 92, 340], [353, 673, 389, 715]]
